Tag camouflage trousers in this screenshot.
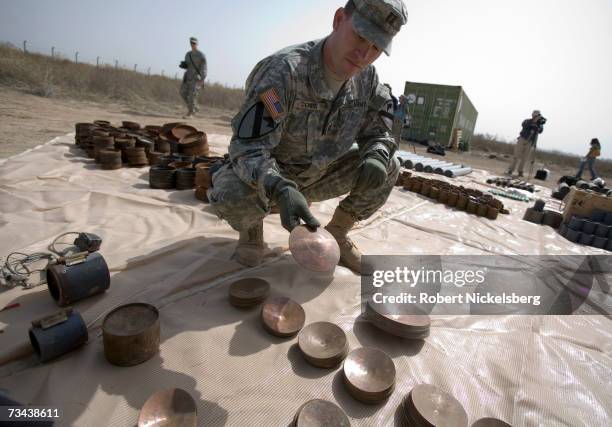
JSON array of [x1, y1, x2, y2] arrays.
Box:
[[208, 147, 400, 231], [180, 78, 201, 113]]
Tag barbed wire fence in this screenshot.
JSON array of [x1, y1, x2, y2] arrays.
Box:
[[18, 39, 182, 81]]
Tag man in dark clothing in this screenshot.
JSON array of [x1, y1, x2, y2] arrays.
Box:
[[506, 110, 545, 177]]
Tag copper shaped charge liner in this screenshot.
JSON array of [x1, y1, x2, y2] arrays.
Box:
[[138, 388, 197, 427], [402, 384, 468, 427], [342, 347, 395, 404], [288, 225, 340, 272], [261, 297, 305, 337], [171, 124, 198, 140], [297, 322, 348, 368], [293, 399, 350, 427], [365, 299, 431, 340], [228, 278, 270, 308]]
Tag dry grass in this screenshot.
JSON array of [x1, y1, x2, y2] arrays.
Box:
[[472, 133, 612, 177], [0, 42, 244, 111]]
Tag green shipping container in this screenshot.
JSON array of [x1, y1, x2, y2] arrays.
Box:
[[401, 81, 478, 150]]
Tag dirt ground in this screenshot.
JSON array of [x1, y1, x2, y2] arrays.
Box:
[[0, 87, 599, 191]]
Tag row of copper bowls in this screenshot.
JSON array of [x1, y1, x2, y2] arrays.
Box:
[[402, 175, 508, 220]]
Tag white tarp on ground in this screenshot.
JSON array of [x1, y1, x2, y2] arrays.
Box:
[[0, 134, 610, 426]]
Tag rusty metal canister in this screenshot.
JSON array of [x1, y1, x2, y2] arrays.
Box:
[[46, 252, 111, 306], [29, 308, 88, 362], [103, 303, 160, 366]]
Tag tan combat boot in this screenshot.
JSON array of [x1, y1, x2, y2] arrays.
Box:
[[234, 221, 265, 267], [325, 207, 362, 274]]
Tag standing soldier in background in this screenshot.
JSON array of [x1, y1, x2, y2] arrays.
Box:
[[180, 37, 207, 119], [506, 110, 546, 177], [208, 0, 408, 274]]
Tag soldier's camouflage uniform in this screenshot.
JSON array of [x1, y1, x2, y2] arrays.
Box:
[[180, 49, 207, 114], [208, 38, 399, 231]]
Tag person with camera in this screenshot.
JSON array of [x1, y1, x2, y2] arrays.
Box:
[[575, 138, 602, 180], [506, 110, 546, 177], [179, 37, 207, 119]]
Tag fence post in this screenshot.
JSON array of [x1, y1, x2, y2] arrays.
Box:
[[134, 64, 137, 72], [75, 51, 78, 63], [51, 46, 55, 58], [23, 40, 27, 53], [161, 70, 164, 77], [96, 56, 100, 67], [147, 67, 151, 76], [115, 60, 118, 69]]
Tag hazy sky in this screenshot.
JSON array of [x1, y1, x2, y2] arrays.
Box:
[[1, 0, 610, 157]]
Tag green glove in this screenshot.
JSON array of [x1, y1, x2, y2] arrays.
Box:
[[355, 157, 388, 192], [264, 176, 320, 232]]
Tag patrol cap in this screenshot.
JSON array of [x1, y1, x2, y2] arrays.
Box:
[[350, 0, 408, 55], [189, 37, 198, 45], [532, 110, 541, 117]]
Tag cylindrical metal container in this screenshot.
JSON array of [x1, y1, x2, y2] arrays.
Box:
[[542, 211, 563, 229], [176, 168, 197, 190], [533, 199, 545, 212], [445, 167, 472, 178], [103, 303, 160, 366], [582, 221, 597, 235], [579, 233, 594, 246], [29, 309, 88, 362], [46, 252, 111, 306], [149, 166, 177, 189], [568, 216, 585, 231]]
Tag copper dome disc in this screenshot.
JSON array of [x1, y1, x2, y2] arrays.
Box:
[[228, 278, 270, 308], [294, 399, 350, 427], [343, 347, 395, 402], [261, 297, 305, 337], [137, 388, 197, 427], [404, 384, 468, 427], [289, 225, 340, 272], [298, 322, 348, 368]]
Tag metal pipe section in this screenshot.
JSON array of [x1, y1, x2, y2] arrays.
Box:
[[424, 162, 454, 173], [415, 160, 449, 172], [445, 167, 473, 177], [29, 309, 88, 362], [434, 164, 464, 174]]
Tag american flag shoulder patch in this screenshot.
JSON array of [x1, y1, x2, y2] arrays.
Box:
[[259, 87, 284, 120]]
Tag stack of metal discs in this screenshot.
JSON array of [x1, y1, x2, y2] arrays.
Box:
[[292, 399, 350, 427], [114, 138, 136, 163], [160, 154, 182, 167], [75, 123, 95, 147], [365, 299, 431, 340], [149, 166, 177, 189], [147, 151, 165, 166], [93, 136, 115, 163], [343, 347, 395, 404], [99, 149, 122, 170], [168, 161, 192, 170], [194, 162, 213, 202], [228, 278, 270, 308], [135, 136, 155, 154], [122, 120, 141, 130], [178, 131, 209, 156], [261, 297, 305, 337], [401, 384, 468, 427], [297, 322, 348, 368], [155, 135, 172, 154], [176, 167, 197, 190], [126, 146, 148, 167]]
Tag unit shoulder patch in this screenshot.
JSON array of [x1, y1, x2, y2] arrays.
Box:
[[237, 101, 279, 140]]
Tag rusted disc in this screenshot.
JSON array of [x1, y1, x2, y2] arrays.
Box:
[[289, 225, 340, 272], [261, 297, 305, 337], [343, 347, 395, 403], [138, 388, 197, 427], [171, 124, 198, 140], [298, 322, 348, 368], [294, 399, 350, 427], [471, 418, 512, 427], [228, 278, 270, 308], [403, 384, 468, 427]]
